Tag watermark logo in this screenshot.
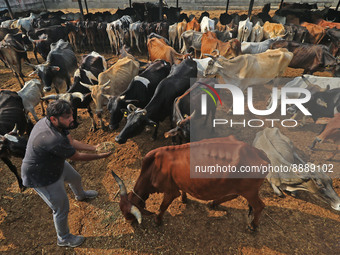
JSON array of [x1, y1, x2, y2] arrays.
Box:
[[198, 82, 222, 115]]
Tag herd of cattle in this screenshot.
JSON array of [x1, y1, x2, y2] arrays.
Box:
[[0, 2, 340, 231]]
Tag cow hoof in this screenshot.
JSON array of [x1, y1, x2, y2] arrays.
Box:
[[247, 223, 257, 232], [20, 186, 27, 192], [208, 202, 217, 209], [154, 217, 162, 226]]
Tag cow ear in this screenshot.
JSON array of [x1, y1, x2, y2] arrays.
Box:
[[50, 66, 60, 72]]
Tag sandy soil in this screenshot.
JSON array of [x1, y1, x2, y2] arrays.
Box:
[[0, 9, 339, 255]]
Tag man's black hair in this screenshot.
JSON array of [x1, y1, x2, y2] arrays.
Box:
[[46, 100, 72, 119]]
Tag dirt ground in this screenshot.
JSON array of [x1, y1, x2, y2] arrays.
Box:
[[0, 9, 339, 255]]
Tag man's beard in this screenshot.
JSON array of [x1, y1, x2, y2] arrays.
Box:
[[57, 120, 76, 130]]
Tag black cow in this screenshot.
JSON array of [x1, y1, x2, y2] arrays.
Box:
[[107, 60, 171, 130], [284, 24, 309, 43], [0, 28, 19, 41], [28, 39, 77, 93], [288, 88, 340, 122], [28, 33, 52, 63], [327, 28, 340, 57], [164, 78, 217, 144], [270, 40, 339, 76], [0, 128, 28, 192], [115, 58, 197, 144], [29, 24, 71, 42]]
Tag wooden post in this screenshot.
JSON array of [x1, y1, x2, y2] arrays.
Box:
[[84, 0, 89, 14], [77, 0, 84, 20], [226, 0, 230, 13], [4, 0, 14, 19], [129, 0, 132, 8], [159, 0, 163, 21], [247, 0, 254, 17], [176, 0, 179, 8], [41, 0, 47, 11], [279, 0, 285, 10], [336, 0, 340, 11]]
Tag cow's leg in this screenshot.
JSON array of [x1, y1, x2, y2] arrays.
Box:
[[27, 107, 39, 122], [40, 100, 46, 116], [87, 106, 97, 131], [181, 192, 188, 203], [270, 183, 284, 197], [65, 76, 71, 91], [243, 192, 265, 231], [208, 194, 238, 209], [152, 123, 159, 140], [136, 36, 142, 53], [33, 46, 40, 64], [327, 144, 339, 160], [2, 157, 26, 192], [155, 191, 180, 225]]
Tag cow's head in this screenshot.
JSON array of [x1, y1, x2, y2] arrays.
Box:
[[203, 57, 223, 78], [27, 62, 60, 92], [115, 104, 156, 144], [299, 169, 340, 211], [107, 96, 139, 130], [80, 80, 111, 115], [164, 116, 191, 143], [0, 125, 27, 158], [111, 170, 156, 224], [41, 92, 85, 129]]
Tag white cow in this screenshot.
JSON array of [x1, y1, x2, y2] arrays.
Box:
[[193, 57, 212, 78], [253, 127, 340, 211], [237, 18, 253, 42], [200, 16, 215, 33]]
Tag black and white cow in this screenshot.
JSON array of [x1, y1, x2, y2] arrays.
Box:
[[115, 58, 197, 144], [28, 39, 77, 93], [107, 60, 171, 130]]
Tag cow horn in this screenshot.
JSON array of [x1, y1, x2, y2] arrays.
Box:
[[79, 81, 93, 90], [10, 124, 18, 134], [204, 53, 215, 58], [26, 62, 37, 69], [301, 75, 315, 87], [111, 171, 127, 195], [119, 95, 126, 100], [41, 95, 59, 100], [100, 80, 111, 88], [127, 104, 137, 112], [72, 92, 85, 101], [130, 205, 142, 224], [190, 110, 196, 118]]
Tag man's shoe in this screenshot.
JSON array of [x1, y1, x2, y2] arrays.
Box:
[[57, 234, 85, 247], [76, 190, 98, 201]]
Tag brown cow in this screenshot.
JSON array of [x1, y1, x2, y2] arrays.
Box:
[[270, 40, 338, 75], [177, 20, 187, 50], [317, 19, 340, 30], [147, 37, 189, 65], [310, 113, 340, 160], [186, 17, 200, 31], [200, 31, 241, 59], [301, 22, 326, 44], [113, 136, 270, 231], [263, 21, 285, 39]]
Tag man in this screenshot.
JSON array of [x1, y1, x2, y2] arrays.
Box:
[[21, 100, 112, 247]]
